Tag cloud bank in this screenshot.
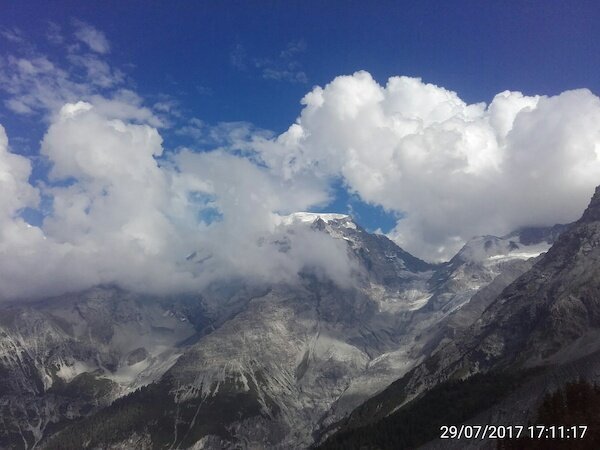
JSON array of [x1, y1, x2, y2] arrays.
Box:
[[255, 72, 600, 259], [1, 26, 600, 300], [0, 101, 359, 300]]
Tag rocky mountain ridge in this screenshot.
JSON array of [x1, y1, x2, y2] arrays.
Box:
[[0, 211, 569, 449], [320, 186, 600, 449]]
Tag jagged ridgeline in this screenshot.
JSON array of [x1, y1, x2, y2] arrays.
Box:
[[320, 186, 600, 449], [1, 184, 599, 450]]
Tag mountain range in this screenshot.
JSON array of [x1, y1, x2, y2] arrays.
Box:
[[1, 186, 599, 449]]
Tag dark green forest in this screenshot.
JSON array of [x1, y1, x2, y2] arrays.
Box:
[[498, 379, 600, 450]]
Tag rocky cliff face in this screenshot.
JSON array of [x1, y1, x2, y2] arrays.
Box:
[[322, 187, 600, 448], [0, 289, 199, 449], [431, 185, 600, 381], [0, 213, 564, 449]]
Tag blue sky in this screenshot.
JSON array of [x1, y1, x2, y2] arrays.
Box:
[[2, 1, 599, 233], [4, 1, 599, 129]]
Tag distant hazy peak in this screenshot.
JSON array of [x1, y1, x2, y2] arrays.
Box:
[[451, 231, 556, 266]]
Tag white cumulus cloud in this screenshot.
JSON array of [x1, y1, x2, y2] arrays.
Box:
[[0, 99, 356, 300], [2, 44, 600, 301], [254, 71, 600, 260]]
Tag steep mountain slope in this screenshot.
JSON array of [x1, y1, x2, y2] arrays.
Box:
[[322, 187, 600, 449], [0, 288, 202, 449], [33, 214, 559, 449], [40, 215, 437, 449], [316, 225, 560, 434]]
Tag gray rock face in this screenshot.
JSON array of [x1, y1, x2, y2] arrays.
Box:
[[0, 213, 564, 449], [449, 186, 600, 374], [330, 187, 600, 444], [127, 348, 149, 366], [0, 288, 199, 449]]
